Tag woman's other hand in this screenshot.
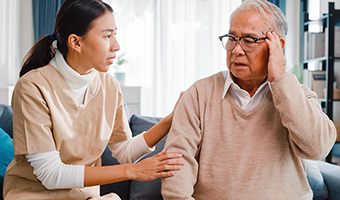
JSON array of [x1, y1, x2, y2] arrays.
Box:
[[127, 149, 184, 181]]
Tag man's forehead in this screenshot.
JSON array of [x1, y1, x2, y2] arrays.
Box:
[[228, 25, 267, 36], [231, 9, 269, 24], [229, 11, 270, 35]]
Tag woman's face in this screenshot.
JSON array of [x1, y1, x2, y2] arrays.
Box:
[[72, 11, 120, 74]]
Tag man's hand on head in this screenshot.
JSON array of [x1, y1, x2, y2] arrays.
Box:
[[265, 31, 286, 82]]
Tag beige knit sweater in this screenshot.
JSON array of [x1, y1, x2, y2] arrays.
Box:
[[161, 72, 336, 200]]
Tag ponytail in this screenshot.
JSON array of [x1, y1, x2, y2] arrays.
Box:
[[20, 34, 56, 77]]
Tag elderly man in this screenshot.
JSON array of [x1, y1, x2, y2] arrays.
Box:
[[161, 0, 337, 199]]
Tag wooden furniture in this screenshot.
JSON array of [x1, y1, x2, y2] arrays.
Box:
[[300, 1, 340, 163], [121, 86, 141, 117], [0, 86, 14, 105]]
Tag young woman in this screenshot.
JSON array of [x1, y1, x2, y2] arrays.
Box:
[[3, 0, 184, 199]]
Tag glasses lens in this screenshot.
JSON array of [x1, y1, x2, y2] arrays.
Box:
[[221, 36, 235, 51], [240, 37, 256, 52]]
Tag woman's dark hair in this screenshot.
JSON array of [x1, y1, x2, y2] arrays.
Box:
[[20, 0, 113, 77]]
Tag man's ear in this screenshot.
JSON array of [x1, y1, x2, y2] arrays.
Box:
[[280, 37, 285, 50], [68, 34, 82, 53]]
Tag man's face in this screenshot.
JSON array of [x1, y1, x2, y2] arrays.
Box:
[[226, 9, 270, 84]]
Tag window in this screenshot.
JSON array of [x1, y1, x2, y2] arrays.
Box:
[[0, 0, 20, 86], [105, 0, 242, 116]]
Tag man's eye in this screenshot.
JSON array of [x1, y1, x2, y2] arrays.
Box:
[[242, 37, 255, 44], [228, 37, 236, 42]]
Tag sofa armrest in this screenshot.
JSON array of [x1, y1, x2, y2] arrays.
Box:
[[316, 161, 340, 200]]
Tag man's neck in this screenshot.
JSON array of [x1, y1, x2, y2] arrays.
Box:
[[232, 74, 267, 97]]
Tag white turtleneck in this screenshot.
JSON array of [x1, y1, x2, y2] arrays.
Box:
[[49, 50, 97, 105]]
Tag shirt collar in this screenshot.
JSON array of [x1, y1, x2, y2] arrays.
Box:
[[222, 70, 271, 99]]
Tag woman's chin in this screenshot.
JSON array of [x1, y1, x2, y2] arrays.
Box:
[[96, 66, 111, 73]]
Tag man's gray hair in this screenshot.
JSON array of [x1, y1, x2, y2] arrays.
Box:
[[230, 0, 288, 38]]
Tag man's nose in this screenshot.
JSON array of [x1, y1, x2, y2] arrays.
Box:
[[232, 41, 245, 54]]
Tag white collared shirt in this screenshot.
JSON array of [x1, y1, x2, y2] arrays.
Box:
[[222, 70, 270, 111]]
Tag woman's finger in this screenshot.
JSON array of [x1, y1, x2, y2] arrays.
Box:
[[154, 149, 166, 157], [160, 158, 185, 166], [157, 171, 175, 178], [158, 152, 183, 162], [159, 164, 183, 171]]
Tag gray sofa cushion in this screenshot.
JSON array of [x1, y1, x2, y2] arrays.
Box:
[[316, 160, 340, 200], [129, 115, 163, 137], [129, 115, 164, 200], [305, 160, 328, 200], [101, 114, 163, 200], [100, 145, 131, 200]]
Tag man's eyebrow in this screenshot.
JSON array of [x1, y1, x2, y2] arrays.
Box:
[[228, 30, 262, 37]]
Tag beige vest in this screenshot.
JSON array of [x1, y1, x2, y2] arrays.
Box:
[[4, 65, 130, 199]]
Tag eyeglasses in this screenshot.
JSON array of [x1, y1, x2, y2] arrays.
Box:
[[218, 34, 267, 52]]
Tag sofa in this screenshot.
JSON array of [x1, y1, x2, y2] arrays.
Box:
[[1, 104, 340, 200]]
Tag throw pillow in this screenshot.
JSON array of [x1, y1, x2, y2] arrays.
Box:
[[129, 114, 163, 137], [0, 104, 13, 138], [0, 127, 14, 198], [305, 159, 329, 200], [129, 114, 165, 200]]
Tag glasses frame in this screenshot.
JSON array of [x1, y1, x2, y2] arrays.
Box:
[[218, 34, 268, 52]]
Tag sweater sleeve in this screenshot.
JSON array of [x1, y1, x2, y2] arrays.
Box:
[[270, 72, 337, 160], [161, 85, 201, 200]]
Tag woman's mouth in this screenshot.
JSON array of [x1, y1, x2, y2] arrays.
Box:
[[108, 59, 114, 65], [108, 57, 116, 65]]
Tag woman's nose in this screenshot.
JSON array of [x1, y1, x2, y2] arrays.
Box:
[[111, 36, 120, 52]]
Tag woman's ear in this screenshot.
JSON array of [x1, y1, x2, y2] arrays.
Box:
[[68, 34, 82, 53]]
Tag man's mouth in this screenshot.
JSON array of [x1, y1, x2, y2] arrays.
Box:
[[234, 62, 247, 67]]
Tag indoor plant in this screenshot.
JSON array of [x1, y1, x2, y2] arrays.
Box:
[[113, 53, 128, 85]]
